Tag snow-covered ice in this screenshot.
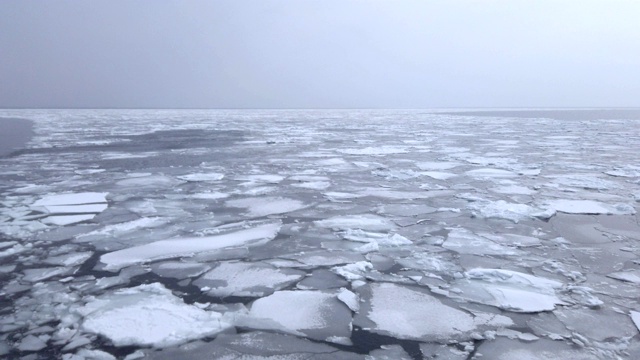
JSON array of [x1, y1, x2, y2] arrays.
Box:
[[99, 222, 281, 270], [2, 109, 640, 358], [77, 283, 233, 347]]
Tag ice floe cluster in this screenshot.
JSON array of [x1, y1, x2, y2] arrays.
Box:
[[0, 109, 639, 359]]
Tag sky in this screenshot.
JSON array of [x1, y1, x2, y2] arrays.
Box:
[[1, 0, 639, 109]]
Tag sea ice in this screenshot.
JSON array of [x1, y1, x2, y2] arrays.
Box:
[[452, 269, 565, 312], [422, 171, 458, 180], [607, 269, 640, 284], [355, 282, 476, 341], [176, 173, 224, 182], [77, 283, 233, 347], [225, 197, 307, 217], [315, 214, 395, 231], [415, 161, 462, 171], [468, 200, 554, 223], [142, 332, 361, 360], [475, 337, 600, 360], [544, 199, 636, 215], [337, 146, 408, 155], [41, 214, 97, 226], [32, 192, 108, 206], [465, 168, 517, 178], [99, 222, 281, 270], [246, 290, 352, 341], [442, 228, 522, 256], [193, 261, 305, 297], [490, 185, 537, 195]]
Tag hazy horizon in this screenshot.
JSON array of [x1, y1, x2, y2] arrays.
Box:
[[2, 0, 640, 109]]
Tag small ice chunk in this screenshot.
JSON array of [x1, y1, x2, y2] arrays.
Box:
[[225, 197, 307, 217], [337, 288, 360, 312], [443, 228, 521, 256], [630, 311, 640, 332], [35, 203, 109, 214], [607, 269, 640, 284], [23, 267, 72, 282], [544, 199, 636, 215], [469, 200, 554, 223], [423, 171, 457, 180], [355, 282, 476, 341], [291, 181, 331, 190], [453, 269, 565, 313], [99, 222, 281, 271], [150, 262, 211, 279], [42, 214, 97, 226], [338, 146, 407, 155], [193, 261, 305, 297], [176, 173, 224, 182], [490, 185, 536, 195], [17, 334, 47, 352], [246, 290, 352, 340], [368, 344, 413, 359], [465, 168, 517, 178], [235, 174, 284, 183], [78, 283, 232, 347], [44, 251, 93, 267], [475, 337, 600, 360], [33, 192, 108, 206], [416, 161, 462, 171], [315, 214, 395, 231], [332, 261, 373, 281]]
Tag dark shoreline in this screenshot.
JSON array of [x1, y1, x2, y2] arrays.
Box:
[[0, 117, 34, 157]]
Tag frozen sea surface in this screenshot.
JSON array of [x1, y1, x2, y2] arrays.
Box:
[[1, 109, 640, 359]]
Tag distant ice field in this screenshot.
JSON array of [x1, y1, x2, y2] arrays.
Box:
[[0, 109, 639, 359]]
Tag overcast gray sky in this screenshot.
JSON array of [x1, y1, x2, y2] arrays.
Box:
[[1, 0, 639, 109]]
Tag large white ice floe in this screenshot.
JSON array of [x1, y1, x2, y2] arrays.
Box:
[[468, 200, 555, 223], [543, 199, 636, 215], [243, 290, 352, 341], [355, 283, 485, 341], [193, 261, 305, 297], [99, 222, 281, 271], [77, 283, 233, 347], [31, 192, 109, 226], [451, 269, 566, 312], [225, 196, 307, 217]]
